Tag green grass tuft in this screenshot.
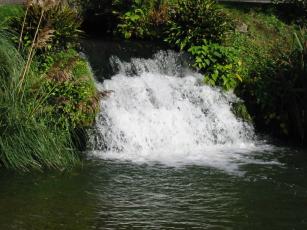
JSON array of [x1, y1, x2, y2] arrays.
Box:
[[0, 29, 80, 171], [0, 5, 24, 28]]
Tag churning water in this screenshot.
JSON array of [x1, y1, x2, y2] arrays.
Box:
[[1, 41, 307, 230], [89, 51, 274, 172]]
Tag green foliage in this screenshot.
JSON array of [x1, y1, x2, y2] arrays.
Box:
[[0, 120, 78, 171], [116, 0, 169, 39], [117, 8, 150, 39], [222, 4, 307, 143], [189, 42, 243, 90], [0, 4, 98, 170], [41, 49, 98, 130], [11, 3, 82, 52], [0, 5, 23, 28], [227, 32, 275, 80], [0, 31, 79, 170], [223, 6, 295, 76], [254, 29, 306, 141], [164, 0, 232, 50], [235, 28, 306, 144]]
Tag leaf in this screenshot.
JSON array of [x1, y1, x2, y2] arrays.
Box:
[[213, 51, 222, 58], [124, 32, 132, 39], [236, 74, 243, 82]]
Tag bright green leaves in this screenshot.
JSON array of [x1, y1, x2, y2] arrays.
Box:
[[117, 7, 150, 39], [164, 0, 232, 50], [188, 42, 243, 91]]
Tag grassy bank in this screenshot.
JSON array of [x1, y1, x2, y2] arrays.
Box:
[[0, 3, 98, 170], [221, 4, 306, 144]]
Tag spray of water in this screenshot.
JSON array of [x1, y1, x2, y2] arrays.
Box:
[[89, 51, 275, 172]]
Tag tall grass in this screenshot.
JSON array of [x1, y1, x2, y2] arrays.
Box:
[[0, 30, 80, 171], [0, 5, 23, 28]]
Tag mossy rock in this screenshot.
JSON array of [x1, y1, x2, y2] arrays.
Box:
[[232, 101, 252, 123]]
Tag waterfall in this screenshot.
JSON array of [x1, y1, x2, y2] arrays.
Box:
[[88, 51, 273, 171]]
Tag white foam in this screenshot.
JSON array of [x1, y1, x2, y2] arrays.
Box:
[[88, 51, 275, 172]]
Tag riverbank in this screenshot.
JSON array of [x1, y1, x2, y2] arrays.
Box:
[[0, 3, 99, 170]]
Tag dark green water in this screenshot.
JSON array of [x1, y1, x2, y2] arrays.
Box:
[[0, 149, 307, 229]]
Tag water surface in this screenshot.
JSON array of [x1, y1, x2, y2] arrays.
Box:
[[0, 151, 307, 229]]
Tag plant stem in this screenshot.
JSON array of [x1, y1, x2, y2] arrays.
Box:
[[18, 6, 29, 51], [18, 10, 44, 92]]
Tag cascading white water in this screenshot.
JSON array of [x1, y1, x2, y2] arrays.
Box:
[[89, 51, 274, 172]]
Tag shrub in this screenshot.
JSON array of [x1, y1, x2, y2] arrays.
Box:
[[188, 42, 243, 90], [11, 2, 82, 53], [41, 49, 99, 130], [164, 0, 232, 50], [117, 8, 150, 39], [116, 0, 169, 39]]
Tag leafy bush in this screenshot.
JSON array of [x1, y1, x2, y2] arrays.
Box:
[[188, 42, 243, 90], [116, 0, 169, 39], [41, 49, 98, 130], [117, 8, 150, 39], [11, 2, 82, 52], [227, 32, 275, 80], [260, 30, 306, 140], [164, 0, 232, 50]]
